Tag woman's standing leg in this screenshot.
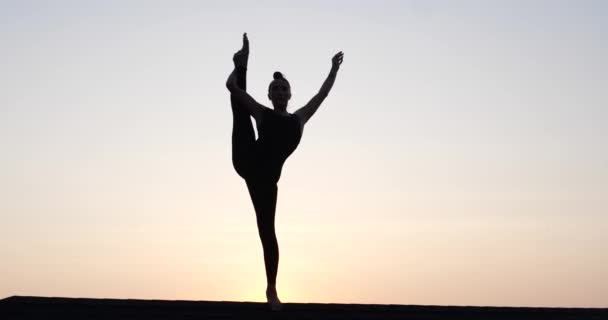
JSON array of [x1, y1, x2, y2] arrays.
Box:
[[245, 179, 282, 310]]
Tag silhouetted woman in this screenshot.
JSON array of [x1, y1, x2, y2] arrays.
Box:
[[226, 33, 343, 311]]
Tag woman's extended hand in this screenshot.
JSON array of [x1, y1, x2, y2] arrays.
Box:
[[233, 33, 249, 68], [332, 51, 344, 70]]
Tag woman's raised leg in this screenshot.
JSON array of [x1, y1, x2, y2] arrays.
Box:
[[231, 33, 254, 178], [231, 66, 256, 179]]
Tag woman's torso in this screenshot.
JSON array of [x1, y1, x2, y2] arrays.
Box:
[[250, 108, 303, 182]]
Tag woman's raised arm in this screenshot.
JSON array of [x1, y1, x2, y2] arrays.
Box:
[[294, 51, 344, 125]]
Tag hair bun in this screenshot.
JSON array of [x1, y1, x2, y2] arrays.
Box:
[[273, 71, 284, 80]]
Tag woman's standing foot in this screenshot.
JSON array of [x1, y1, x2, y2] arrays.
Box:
[[266, 285, 282, 311]]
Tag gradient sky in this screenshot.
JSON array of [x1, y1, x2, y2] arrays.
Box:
[[1, 0, 607, 308]]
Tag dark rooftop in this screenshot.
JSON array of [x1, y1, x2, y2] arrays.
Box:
[[1, 295, 606, 319]]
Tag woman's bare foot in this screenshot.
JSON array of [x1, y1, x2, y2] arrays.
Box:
[[233, 33, 249, 69], [266, 285, 282, 311]]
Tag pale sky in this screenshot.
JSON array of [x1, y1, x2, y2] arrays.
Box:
[[1, 0, 607, 308]]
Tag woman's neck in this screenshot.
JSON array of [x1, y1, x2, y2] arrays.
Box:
[[272, 105, 288, 114]]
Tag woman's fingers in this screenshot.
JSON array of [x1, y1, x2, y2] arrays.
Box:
[[333, 52, 344, 65]]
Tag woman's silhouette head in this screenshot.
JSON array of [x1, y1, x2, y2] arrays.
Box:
[[268, 72, 291, 111]]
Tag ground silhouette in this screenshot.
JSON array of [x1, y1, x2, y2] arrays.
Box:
[[2, 296, 607, 319]]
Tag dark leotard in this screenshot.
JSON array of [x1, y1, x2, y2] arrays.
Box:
[[248, 109, 302, 183]]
